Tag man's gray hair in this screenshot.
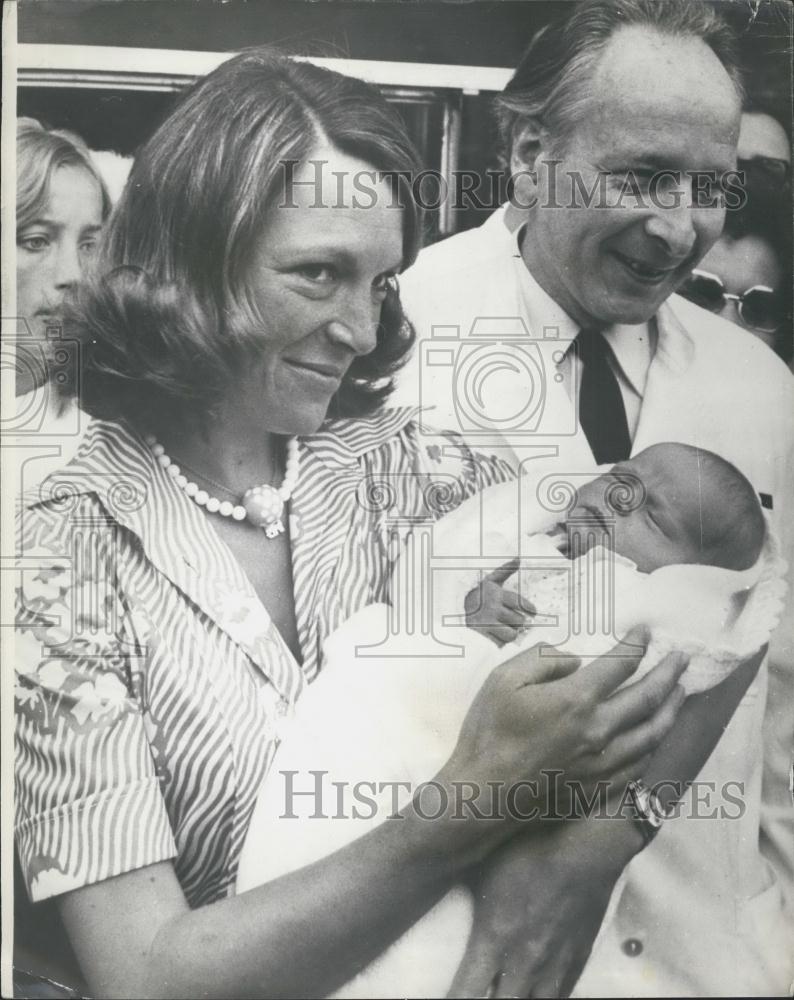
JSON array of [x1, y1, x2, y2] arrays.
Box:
[[495, 0, 744, 161]]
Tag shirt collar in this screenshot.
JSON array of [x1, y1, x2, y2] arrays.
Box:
[[602, 322, 657, 397], [654, 294, 697, 372], [483, 203, 521, 246], [33, 416, 258, 591], [40, 406, 423, 502], [507, 223, 581, 344], [28, 407, 424, 690], [503, 214, 657, 393], [29, 419, 305, 700], [300, 405, 421, 469]]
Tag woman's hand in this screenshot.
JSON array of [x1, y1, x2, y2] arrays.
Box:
[[449, 817, 640, 999], [446, 648, 767, 999], [439, 630, 688, 823]]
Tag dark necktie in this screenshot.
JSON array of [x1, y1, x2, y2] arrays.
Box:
[[576, 329, 632, 464]]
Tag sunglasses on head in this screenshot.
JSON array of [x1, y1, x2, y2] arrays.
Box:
[[680, 269, 785, 334]]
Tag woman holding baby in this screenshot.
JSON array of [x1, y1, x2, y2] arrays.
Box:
[[14, 50, 758, 999]]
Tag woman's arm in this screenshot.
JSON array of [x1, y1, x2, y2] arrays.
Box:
[[55, 639, 687, 999], [60, 801, 483, 1000], [449, 647, 765, 999]]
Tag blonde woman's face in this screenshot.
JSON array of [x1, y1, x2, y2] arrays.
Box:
[[17, 164, 104, 341]]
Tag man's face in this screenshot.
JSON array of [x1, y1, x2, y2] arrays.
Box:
[[522, 26, 741, 329]]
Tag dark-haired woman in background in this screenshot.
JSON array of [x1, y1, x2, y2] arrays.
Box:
[[680, 106, 792, 363], [14, 50, 686, 998]]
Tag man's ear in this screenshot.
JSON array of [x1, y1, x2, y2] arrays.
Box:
[[509, 117, 546, 175]]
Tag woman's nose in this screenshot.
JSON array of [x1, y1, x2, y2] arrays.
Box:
[[53, 240, 83, 290], [326, 297, 380, 356]]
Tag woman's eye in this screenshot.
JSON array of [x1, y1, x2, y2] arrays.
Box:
[[19, 235, 49, 252], [296, 264, 336, 284], [79, 239, 98, 255]]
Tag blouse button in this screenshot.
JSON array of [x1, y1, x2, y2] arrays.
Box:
[[622, 937, 644, 957]]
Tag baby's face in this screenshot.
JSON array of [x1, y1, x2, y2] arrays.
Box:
[[562, 446, 710, 573]]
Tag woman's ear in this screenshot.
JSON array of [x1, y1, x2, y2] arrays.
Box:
[[509, 118, 546, 176]]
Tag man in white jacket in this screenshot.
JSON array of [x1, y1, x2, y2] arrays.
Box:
[[393, 0, 794, 994]]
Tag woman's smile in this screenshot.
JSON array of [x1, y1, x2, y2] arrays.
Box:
[[281, 356, 349, 387], [239, 147, 405, 435]]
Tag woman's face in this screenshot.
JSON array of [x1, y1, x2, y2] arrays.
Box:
[[17, 163, 104, 341], [697, 234, 783, 349], [234, 145, 406, 436]]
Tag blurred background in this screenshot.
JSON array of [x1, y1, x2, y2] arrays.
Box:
[[18, 0, 793, 242]]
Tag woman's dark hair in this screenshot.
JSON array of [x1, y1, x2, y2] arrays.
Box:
[[724, 100, 792, 362], [67, 48, 424, 426]]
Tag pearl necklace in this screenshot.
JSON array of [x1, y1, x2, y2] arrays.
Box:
[[145, 434, 299, 538]]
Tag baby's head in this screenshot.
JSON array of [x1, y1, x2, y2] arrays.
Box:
[[566, 443, 765, 574]]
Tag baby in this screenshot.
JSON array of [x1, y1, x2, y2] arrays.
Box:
[[566, 442, 764, 574], [236, 442, 784, 999], [467, 442, 767, 660]]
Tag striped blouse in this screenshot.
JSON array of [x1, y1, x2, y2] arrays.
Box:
[[15, 409, 514, 907]]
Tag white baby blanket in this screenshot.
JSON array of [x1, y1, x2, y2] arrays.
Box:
[[236, 490, 787, 999]]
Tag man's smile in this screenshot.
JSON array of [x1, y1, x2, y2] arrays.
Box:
[[611, 250, 682, 285]]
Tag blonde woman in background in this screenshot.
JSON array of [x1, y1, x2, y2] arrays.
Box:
[[14, 118, 111, 482]]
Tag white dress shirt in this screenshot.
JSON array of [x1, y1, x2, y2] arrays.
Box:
[[510, 222, 657, 439]]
